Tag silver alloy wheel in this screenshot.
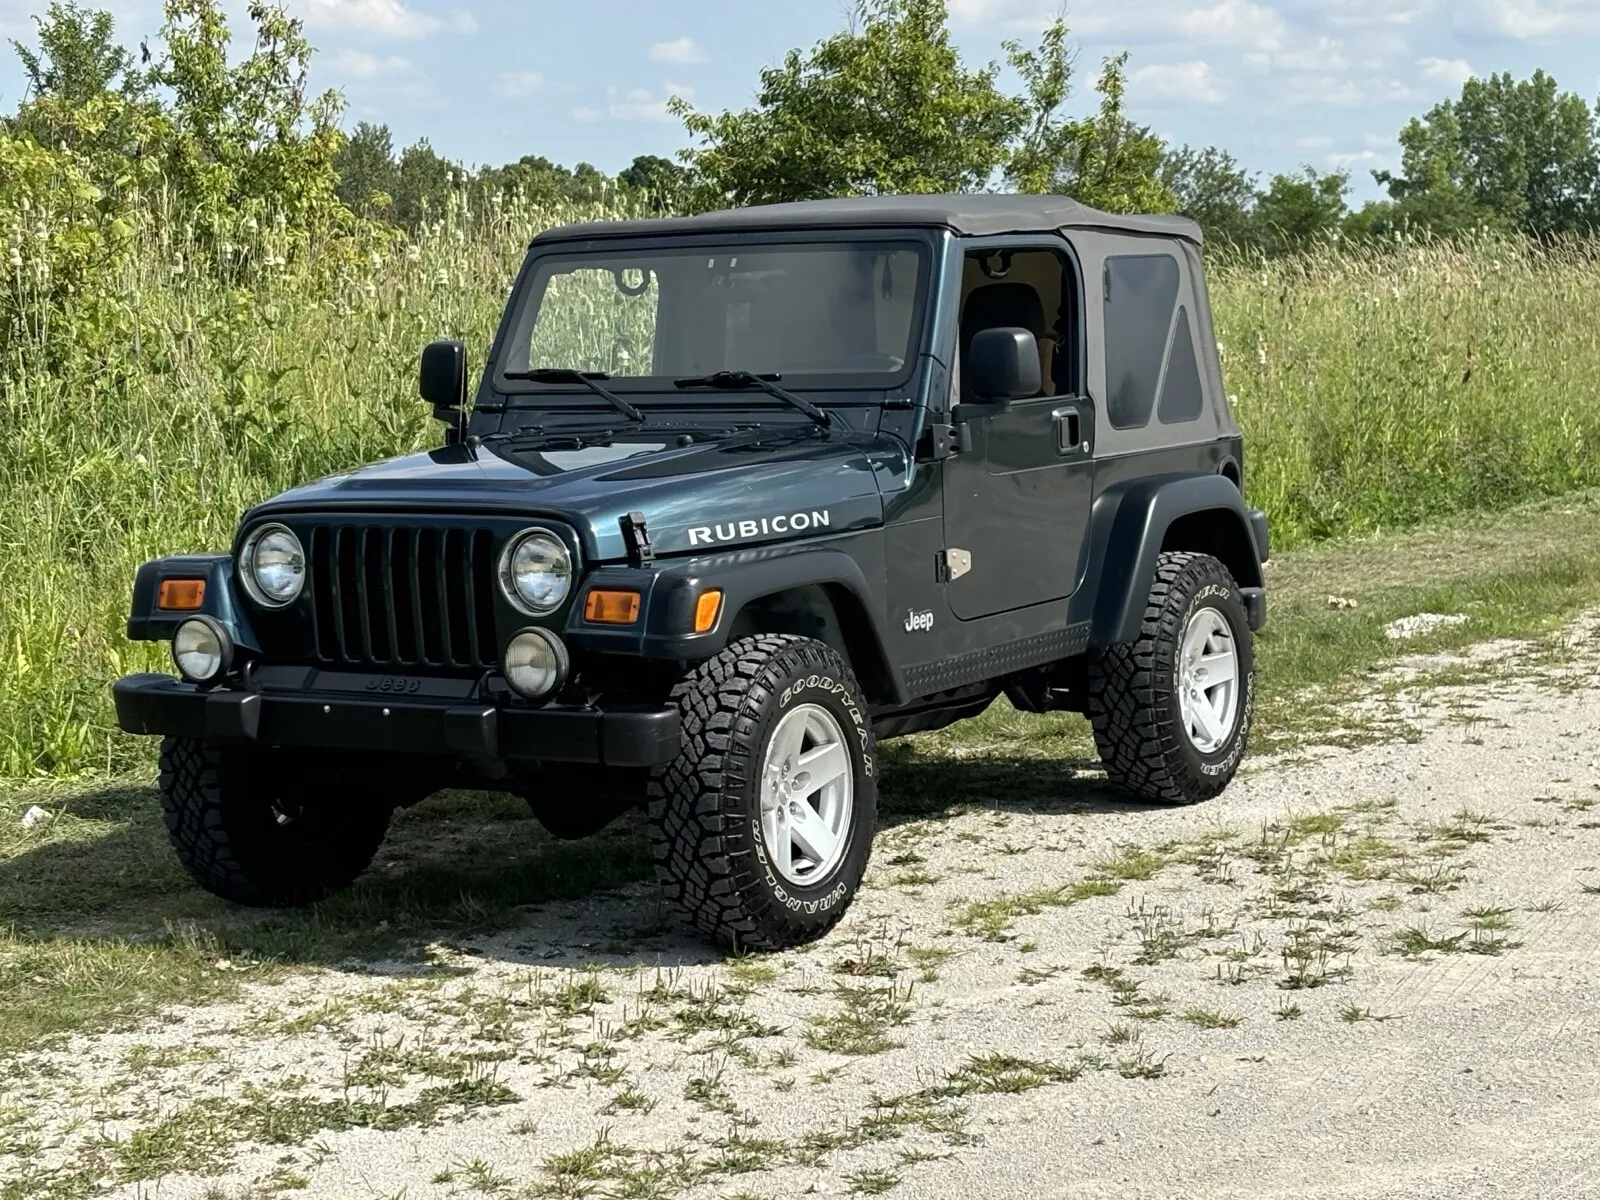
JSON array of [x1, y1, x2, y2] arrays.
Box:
[[759, 703, 855, 887], [1177, 607, 1241, 754]]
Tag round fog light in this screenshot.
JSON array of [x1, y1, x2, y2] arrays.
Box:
[[503, 628, 569, 700], [172, 616, 233, 684]]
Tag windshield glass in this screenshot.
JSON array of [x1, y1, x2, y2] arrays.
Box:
[[499, 240, 929, 391]]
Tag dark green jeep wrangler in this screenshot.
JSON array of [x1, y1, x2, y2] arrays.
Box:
[[115, 194, 1268, 949]]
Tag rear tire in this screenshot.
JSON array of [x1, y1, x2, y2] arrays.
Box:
[[159, 737, 394, 907], [648, 635, 877, 951], [1087, 551, 1254, 805]]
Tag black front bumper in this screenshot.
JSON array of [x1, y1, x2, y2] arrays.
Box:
[[112, 674, 682, 768]]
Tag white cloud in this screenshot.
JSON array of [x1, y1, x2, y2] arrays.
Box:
[[495, 71, 543, 98], [326, 49, 411, 78], [1131, 60, 1227, 103], [648, 36, 707, 64], [1417, 55, 1474, 85], [301, 0, 473, 39], [1269, 36, 1352, 73], [1176, 0, 1290, 51], [1455, 0, 1600, 37], [573, 81, 694, 124], [1327, 148, 1400, 173]]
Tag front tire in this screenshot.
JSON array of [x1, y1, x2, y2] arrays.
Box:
[[158, 737, 394, 907], [1087, 551, 1255, 805], [648, 635, 878, 951]]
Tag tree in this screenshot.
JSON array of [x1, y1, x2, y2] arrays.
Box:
[[1159, 144, 1258, 244], [674, 0, 1025, 208], [1029, 52, 1173, 212], [618, 153, 689, 209], [147, 0, 348, 245], [1003, 26, 1173, 213], [333, 120, 397, 219], [10, 1, 132, 105], [392, 137, 453, 227], [1374, 70, 1599, 237], [1251, 168, 1349, 253]]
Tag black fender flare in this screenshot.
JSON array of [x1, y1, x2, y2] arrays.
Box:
[[1084, 473, 1267, 647], [565, 545, 905, 704], [126, 555, 262, 651]]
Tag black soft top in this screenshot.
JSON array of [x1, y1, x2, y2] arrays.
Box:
[[532, 193, 1201, 246]]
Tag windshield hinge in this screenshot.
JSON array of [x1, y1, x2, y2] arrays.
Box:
[[620, 511, 655, 568]]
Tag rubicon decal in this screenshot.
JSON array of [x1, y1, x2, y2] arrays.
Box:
[[688, 510, 832, 547]]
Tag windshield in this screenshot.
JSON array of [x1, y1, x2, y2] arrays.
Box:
[[498, 239, 929, 392]]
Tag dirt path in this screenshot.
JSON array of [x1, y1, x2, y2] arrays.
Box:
[[7, 625, 1600, 1200]]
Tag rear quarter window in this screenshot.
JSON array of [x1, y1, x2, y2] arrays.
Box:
[[1103, 254, 1180, 430]]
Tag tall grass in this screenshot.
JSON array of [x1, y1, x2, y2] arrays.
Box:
[[4, 203, 1599, 777]]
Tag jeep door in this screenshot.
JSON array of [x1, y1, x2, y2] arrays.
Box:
[[939, 241, 1095, 621]]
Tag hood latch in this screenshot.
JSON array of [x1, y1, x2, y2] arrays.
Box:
[[620, 511, 655, 568]]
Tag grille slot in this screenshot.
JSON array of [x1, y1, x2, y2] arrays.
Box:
[[309, 523, 498, 669]]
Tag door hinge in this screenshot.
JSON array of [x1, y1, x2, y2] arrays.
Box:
[[937, 548, 973, 583], [918, 421, 957, 461], [619, 510, 654, 568]]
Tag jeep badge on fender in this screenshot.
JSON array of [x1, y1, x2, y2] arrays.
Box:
[[113, 194, 1268, 952]]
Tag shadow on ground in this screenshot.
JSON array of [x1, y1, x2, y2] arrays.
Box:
[[1, 747, 1137, 979]]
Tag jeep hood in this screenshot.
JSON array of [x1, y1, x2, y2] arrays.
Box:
[[249, 427, 907, 562]]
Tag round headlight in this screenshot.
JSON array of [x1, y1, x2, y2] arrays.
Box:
[[239, 523, 305, 608], [172, 616, 233, 684], [499, 530, 573, 616], [503, 628, 570, 700]]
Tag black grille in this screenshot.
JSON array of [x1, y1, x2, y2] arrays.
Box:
[[307, 524, 498, 669]]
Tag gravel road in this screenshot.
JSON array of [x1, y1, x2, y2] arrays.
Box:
[[7, 623, 1600, 1200]]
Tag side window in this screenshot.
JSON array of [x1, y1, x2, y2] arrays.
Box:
[[1103, 255, 1179, 429], [953, 246, 1077, 405], [1157, 308, 1204, 424]]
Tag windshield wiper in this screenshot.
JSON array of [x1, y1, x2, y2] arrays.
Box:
[[673, 371, 831, 428], [503, 368, 645, 423]]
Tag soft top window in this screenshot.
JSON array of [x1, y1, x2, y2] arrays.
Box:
[[1103, 254, 1181, 430]]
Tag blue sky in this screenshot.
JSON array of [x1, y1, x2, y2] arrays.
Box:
[[3, 0, 1600, 202]]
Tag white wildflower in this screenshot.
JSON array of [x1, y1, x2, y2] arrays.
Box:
[[405, 244, 421, 263], [435, 267, 449, 286]]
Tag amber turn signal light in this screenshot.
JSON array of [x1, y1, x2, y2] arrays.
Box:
[[693, 589, 723, 634], [157, 578, 207, 611], [584, 589, 641, 625]]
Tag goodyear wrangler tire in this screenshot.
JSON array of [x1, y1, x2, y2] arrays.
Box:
[[1087, 552, 1254, 805], [158, 737, 393, 907], [648, 635, 878, 951]]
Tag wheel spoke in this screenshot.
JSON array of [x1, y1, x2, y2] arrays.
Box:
[[1199, 650, 1236, 687], [762, 807, 793, 877], [1190, 693, 1228, 746], [788, 802, 840, 867], [797, 741, 850, 791]]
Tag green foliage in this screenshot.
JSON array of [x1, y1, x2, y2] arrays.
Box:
[[1252, 168, 1351, 253], [1375, 70, 1599, 237], [9, 1, 132, 106], [1007, 39, 1174, 213], [1159, 145, 1258, 246], [674, 3, 1172, 213], [676, 0, 1024, 207]]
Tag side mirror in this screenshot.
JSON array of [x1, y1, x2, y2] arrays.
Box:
[[420, 339, 467, 425], [967, 327, 1042, 406]]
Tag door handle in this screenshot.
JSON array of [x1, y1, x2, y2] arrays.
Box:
[[1053, 407, 1086, 456]]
